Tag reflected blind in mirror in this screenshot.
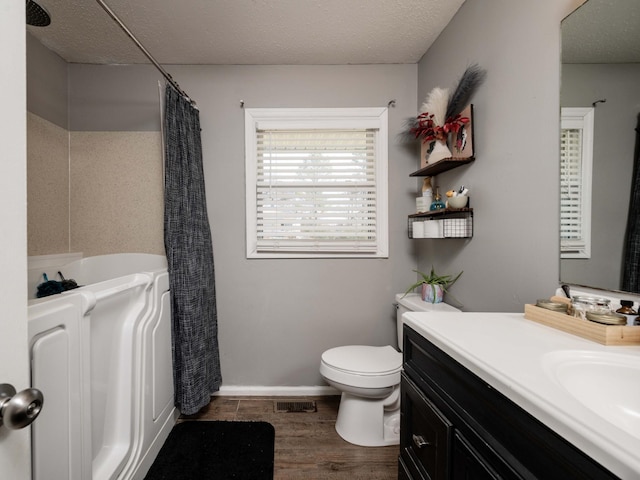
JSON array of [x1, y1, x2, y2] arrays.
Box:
[[560, 107, 594, 259]]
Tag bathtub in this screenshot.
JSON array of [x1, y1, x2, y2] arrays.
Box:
[[28, 253, 178, 480]]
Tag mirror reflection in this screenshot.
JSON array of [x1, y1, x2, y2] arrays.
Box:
[[560, 0, 640, 293]]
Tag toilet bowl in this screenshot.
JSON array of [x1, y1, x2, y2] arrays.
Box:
[[320, 293, 460, 446]]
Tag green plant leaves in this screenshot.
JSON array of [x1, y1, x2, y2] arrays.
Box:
[[403, 266, 462, 297]]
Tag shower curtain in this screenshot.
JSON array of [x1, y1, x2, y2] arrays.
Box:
[[163, 84, 221, 415], [622, 113, 640, 293]]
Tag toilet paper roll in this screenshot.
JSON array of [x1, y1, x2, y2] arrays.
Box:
[[423, 220, 444, 238], [412, 221, 425, 238]]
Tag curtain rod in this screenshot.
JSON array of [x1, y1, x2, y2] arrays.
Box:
[[94, 0, 195, 106]]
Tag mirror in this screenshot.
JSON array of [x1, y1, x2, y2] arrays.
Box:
[[560, 0, 640, 293]]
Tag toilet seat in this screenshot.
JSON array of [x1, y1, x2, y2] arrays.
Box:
[[322, 345, 402, 375], [320, 345, 402, 389]]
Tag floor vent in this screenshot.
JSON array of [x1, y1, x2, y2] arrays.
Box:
[[274, 400, 317, 413]]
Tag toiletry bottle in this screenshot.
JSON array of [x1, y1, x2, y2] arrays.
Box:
[[417, 178, 434, 213], [422, 178, 433, 209], [616, 300, 637, 326], [430, 186, 446, 211]]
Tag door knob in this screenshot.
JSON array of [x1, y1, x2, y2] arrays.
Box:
[[0, 383, 44, 429]]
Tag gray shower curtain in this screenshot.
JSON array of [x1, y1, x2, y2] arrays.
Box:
[[163, 84, 221, 415]]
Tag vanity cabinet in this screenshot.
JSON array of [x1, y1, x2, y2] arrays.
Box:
[[399, 325, 620, 480]]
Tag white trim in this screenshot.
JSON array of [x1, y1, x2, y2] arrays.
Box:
[[212, 385, 339, 397], [560, 107, 593, 259], [245, 107, 389, 259]]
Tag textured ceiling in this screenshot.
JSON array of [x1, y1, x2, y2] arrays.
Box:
[[562, 0, 640, 63], [26, 0, 466, 65]]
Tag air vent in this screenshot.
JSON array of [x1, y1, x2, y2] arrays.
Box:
[[274, 400, 317, 413]]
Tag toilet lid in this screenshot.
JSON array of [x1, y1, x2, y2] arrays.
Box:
[[321, 345, 402, 375]]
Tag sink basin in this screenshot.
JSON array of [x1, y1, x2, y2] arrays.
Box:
[[542, 350, 640, 440]]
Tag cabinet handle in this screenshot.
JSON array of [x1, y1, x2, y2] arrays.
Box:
[[412, 434, 432, 449]]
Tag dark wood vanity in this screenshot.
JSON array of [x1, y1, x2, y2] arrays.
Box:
[[398, 325, 620, 480]]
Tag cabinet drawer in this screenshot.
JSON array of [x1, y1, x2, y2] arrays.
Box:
[[401, 373, 452, 480]]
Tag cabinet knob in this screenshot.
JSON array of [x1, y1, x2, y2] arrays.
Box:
[[412, 434, 432, 449]]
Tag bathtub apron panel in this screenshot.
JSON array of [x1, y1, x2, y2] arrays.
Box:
[[87, 274, 153, 480], [119, 271, 178, 480], [29, 293, 92, 480], [27, 254, 175, 480]]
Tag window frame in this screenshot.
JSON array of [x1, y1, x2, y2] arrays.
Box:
[[560, 107, 594, 259], [244, 107, 389, 259]]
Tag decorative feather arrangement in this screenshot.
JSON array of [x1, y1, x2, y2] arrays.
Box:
[[420, 87, 450, 127], [403, 64, 486, 149], [445, 64, 487, 121]]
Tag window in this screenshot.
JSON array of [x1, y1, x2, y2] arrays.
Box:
[[560, 107, 594, 259], [245, 108, 388, 258]]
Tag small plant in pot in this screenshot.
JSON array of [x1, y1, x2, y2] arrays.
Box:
[[403, 266, 462, 304]]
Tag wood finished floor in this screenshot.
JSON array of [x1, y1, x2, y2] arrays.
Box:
[[180, 395, 399, 479]]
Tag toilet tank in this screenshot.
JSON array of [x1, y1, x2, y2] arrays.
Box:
[[394, 293, 460, 351]]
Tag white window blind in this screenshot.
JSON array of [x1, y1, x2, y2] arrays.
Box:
[[245, 108, 388, 258], [560, 107, 593, 259]]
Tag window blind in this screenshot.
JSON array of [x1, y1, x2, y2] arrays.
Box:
[[560, 106, 593, 259], [560, 127, 583, 244], [255, 128, 378, 253]]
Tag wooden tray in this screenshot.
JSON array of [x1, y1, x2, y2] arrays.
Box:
[[523, 304, 640, 346]]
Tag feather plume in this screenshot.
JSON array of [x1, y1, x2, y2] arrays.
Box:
[[445, 64, 487, 120], [420, 87, 449, 126], [398, 117, 420, 142]]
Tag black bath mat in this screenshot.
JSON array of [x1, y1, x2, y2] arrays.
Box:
[[144, 421, 275, 480]]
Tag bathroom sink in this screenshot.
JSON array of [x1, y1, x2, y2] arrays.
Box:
[[542, 350, 640, 440]]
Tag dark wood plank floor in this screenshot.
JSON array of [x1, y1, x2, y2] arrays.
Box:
[[181, 395, 399, 479]]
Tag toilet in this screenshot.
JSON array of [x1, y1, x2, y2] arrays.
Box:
[[319, 293, 460, 446]]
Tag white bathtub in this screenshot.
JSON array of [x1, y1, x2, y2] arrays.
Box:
[[28, 253, 178, 480]]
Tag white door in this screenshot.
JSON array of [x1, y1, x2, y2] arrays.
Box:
[[0, 2, 32, 479]]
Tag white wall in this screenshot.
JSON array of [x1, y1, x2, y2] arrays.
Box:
[[414, 0, 583, 312]]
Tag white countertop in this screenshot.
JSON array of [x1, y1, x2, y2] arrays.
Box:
[[403, 311, 640, 479]]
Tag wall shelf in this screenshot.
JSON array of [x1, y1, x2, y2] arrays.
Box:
[[409, 157, 475, 177], [408, 209, 473, 239], [408, 207, 473, 219]]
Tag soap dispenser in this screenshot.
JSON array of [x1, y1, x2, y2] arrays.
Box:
[[430, 186, 446, 211]]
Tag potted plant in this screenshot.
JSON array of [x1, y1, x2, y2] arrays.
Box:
[[403, 266, 462, 304]]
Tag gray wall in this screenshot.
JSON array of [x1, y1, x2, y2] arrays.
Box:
[[561, 64, 640, 291], [414, 0, 582, 312], [28, 0, 587, 387], [27, 33, 67, 129], [66, 63, 419, 387]]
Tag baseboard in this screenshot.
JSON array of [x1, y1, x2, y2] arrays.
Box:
[[212, 385, 339, 397]]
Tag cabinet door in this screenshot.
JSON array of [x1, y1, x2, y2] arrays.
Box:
[[452, 433, 501, 480], [401, 374, 452, 480], [398, 456, 414, 480]]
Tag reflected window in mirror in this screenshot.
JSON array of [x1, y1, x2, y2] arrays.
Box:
[[560, 107, 594, 259]]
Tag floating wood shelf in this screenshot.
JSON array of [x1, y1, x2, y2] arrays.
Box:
[[409, 157, 475, 177]]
